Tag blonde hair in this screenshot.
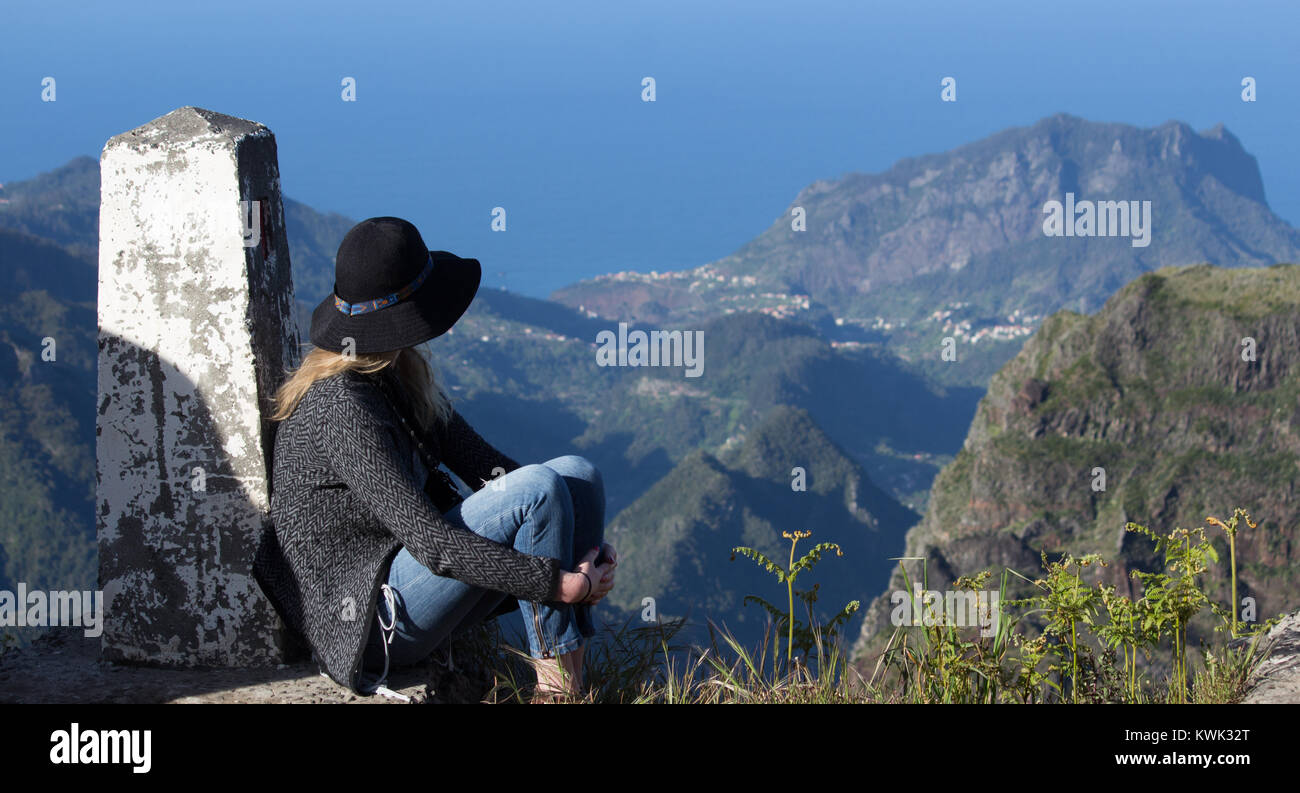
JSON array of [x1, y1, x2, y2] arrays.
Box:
[[270, 344, 453, 430]]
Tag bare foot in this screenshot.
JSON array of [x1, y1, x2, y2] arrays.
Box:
[[531, 645, 584, 702]]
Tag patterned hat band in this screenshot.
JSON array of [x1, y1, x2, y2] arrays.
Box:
[[334, 253, 435, 316]]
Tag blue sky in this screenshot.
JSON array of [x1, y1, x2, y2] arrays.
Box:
[[3, 0, 1296, 299]]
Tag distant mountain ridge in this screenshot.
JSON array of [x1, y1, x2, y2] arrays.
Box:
[[553, 115, 1300, 386]]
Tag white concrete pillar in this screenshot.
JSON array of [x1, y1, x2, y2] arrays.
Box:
[[97, 106, 300, 666]]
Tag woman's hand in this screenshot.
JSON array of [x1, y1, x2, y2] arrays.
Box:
[[555, 544, 617, 604]]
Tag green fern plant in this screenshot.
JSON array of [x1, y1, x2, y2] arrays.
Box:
[[1125, 522, 1216, 704], [1007, 552, 1105, 702], [1008, 632, 1052, 704], [1096, 585, 1139, 701], [731, 530, 859, 673], [1205, 508, 1255, 637]]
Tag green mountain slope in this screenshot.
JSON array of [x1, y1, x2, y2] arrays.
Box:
[[853, 263, 1300, 659], [0, 156, 100, 261], [0, 229, 98, 598], [606, 404, 918, 645], [434, 303, 978, 515]]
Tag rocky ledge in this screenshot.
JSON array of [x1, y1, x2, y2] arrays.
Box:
[[0, 627, 501, 704], [1241, 610, 1300, 704]]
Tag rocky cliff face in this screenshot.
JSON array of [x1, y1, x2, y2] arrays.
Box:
[[1242, 609, 1300, 703], [853, 263, 1300, 656]]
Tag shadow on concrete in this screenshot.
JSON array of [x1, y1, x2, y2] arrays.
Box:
[[87, 331, 325, 699]]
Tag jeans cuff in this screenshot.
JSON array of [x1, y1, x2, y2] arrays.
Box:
[[541, 635, 584, 658]]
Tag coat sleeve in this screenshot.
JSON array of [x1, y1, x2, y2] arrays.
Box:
[[315, 384, 561, 603], [440, 409, 522, 492]]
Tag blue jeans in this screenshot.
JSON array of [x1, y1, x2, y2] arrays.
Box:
[[361, 455, 605, 677]]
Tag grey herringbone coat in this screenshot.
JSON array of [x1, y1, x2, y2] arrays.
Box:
[[253, 368, 562, 692]]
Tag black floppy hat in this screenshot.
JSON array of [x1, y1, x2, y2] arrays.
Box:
[[309, 217, 481, 354]]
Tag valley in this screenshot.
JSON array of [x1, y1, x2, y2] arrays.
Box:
[[2, 113, 1297, 652]]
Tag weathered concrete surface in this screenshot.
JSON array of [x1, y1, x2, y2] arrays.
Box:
[[97, 106, 300, 667], [0, 629, 426, 704], [1242, 609, 1300, 704]]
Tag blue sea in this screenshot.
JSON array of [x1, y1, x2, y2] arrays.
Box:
[[3, 0, 1297, 298]]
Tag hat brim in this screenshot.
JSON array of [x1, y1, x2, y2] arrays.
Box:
[[309, 251, 481, 354]]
